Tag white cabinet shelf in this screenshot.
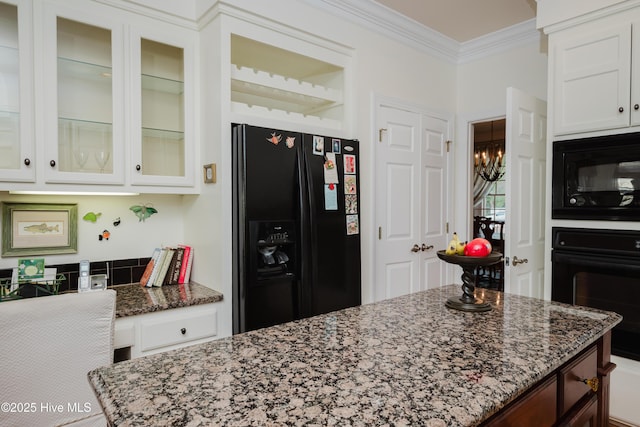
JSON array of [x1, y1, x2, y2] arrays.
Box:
[[141, 73, 183, 95], [231, 64, 342, 107], [228, 33, 351, 132]]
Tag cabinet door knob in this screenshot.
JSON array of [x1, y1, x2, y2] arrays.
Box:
[[580, 377, 599, 392], [411, 244, 420, 253], [50, 160, 56, 167], [136, 164, 141, 171], [635, 104, 639, 110], [24, 158, 30, 166], [421, 244, 434, 251], [619, 106, 625, 113], [180, 327, 186, 335]]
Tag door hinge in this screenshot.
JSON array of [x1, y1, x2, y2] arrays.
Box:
[[379, 128, 387, 142], [446, 140, 452, 153], [378, 226, 382, 240], [445, 222, 449, 233]]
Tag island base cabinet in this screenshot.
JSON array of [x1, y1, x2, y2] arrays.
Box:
[[482, 332, 613, 427], [483, 375, 557, 427]]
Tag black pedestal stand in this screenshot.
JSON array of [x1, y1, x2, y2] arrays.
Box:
[[436, 251, 503, 312]]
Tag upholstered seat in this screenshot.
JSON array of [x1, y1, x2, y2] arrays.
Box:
[[0, 290, 116, 426]]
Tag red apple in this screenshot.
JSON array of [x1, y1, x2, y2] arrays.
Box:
[[464, 238, 492, 257]]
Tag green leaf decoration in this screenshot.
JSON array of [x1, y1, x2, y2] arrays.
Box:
[[129, 205, 158, 222], [82, 212, 102, 223]]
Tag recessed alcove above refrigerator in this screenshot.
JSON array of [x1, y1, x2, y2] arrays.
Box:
[[230, 33, 352, 133]]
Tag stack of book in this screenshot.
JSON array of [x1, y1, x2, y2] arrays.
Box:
[[139, 245, 194, 287]]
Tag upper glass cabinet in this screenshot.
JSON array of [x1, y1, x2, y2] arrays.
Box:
[[140, 39, 184, 178], [55, 18, 114, 177], [130, 26, 194, 188], [42, 3, 124, 185], [0, 0, 34, 182]]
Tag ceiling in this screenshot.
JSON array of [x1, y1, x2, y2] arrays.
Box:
[[374, 0, 538, 42]]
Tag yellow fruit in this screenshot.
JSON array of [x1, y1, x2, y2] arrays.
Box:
[[445, 232, 460, 255], [456, 240, 466, 255]]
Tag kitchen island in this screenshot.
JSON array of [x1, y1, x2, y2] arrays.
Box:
[[89, 285, 621, 426]]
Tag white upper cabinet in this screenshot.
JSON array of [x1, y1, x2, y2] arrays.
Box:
[[40, 3, 125, 185], [552, 10, 640, 136], [0, 0, 34, 182], [6, 0, 199, 193], [129, 25, 195, 188]]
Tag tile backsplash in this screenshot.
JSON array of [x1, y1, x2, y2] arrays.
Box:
[[0, 257, 151, 292]]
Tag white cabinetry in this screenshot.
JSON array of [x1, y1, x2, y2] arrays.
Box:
[[8, 0, 198, 193], [552, 10, 640, 136], [114, 303, 218, 360], [40, 2, 125, 185], [222, 16, 354, 134], [129, 25, 195, 188], [0, 0, 34, 183]]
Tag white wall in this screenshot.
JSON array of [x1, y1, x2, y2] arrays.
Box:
[[453, 40, 549, 239], [0, 193, 185, 270]]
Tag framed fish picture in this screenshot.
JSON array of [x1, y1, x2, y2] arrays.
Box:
[[1, 203, 78, 257]]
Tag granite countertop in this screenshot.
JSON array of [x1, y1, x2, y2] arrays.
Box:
[[113, 282, 223, 318], [90, 284, 621, 426]]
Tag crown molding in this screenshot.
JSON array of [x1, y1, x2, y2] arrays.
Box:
[[302, 0, 542, 64], [458, 19, 542, 64]]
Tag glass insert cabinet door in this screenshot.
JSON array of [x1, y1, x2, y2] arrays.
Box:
[[58, 18, 112, 174], [42, 4, 124, 185], [140, 39, 184, 177], [130, 27, 194, 187], [0, 1, 34, 182]]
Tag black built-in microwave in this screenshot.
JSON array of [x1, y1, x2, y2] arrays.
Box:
[[552, 132, 640, 220]]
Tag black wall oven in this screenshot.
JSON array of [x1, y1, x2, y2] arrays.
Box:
[[552, 132, 640, 220], [552, 227, 640, 361]]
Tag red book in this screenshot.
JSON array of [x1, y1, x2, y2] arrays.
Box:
[[178, 245, 191, 284]]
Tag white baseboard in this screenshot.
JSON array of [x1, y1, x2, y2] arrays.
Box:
[[610, 356, 640, 426]]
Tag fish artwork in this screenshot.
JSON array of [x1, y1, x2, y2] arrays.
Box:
[[23, 223, 59, 234], [267, 132, 282, 145]]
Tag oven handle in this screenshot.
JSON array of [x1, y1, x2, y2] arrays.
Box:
[[554, 251, 640, 272]]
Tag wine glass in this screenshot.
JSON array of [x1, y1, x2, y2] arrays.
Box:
[[95, 150, 110, 173], [74, 150, 88, 171]]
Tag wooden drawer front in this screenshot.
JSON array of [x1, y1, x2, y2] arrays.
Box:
[[483, 375, 557, 427], [140, 306, 217, 352], [559, 345, 597, 415]]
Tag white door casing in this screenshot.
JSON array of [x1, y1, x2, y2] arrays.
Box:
[[504, 87, 547, 298], [374, 100, 450, 302]]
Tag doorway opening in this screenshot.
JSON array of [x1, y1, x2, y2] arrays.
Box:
[[471, 118, 505, 291]]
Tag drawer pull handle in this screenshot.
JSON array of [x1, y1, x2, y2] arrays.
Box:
[[580, 377, 599, 392], [180, 327, 186, 335]]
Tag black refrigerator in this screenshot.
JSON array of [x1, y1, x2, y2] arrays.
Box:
[[232, 123, 361, 334]]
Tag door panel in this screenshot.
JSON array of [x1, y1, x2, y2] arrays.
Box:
[[505, 87, 547, 298]]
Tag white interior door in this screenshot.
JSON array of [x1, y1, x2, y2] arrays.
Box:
[[374, 101, 450, 302], [504, 87, 547, 298], [420, 116, 449, 290]]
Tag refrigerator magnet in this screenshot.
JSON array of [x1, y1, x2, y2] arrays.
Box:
[[285, 136, 295, 148], [266, 132, 282, 145], [345, 194, 358, 214], [313, 136, 324, 155], [323, 153, 339, 184], [324, 184, 338, 210], [344, 175, 357, 195], [346, 215, 359, 235], [332, 139, 341, 153], [344, 154, 356, 174]]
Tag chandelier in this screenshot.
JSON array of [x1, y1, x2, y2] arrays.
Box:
[[474, 120, 505, 182], [474, 146, 504, 182]]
